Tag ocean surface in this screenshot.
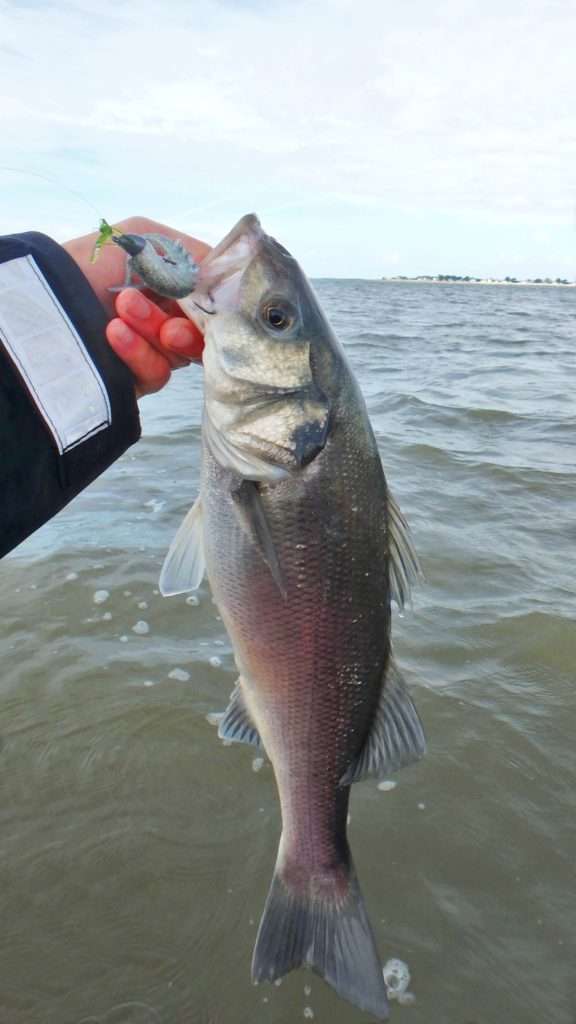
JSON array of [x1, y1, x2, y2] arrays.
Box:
[[1, 280, 574, 1024]]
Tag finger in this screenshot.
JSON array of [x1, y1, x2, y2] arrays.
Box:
[[114, 289, 170, 350], [106, 318, 171, 397], [160, 317, 205, 362]]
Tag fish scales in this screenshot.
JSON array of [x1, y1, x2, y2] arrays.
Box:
[[150, 214, 426, 1020], [202, 413, 388, 869]]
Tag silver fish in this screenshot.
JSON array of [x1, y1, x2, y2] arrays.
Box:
[[159, 215, 426, 1020]]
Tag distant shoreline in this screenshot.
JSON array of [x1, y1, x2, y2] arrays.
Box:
[[381, 277, 576, 288]]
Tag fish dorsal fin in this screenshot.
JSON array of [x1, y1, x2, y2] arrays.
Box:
[[232, 480, 286, 598], [218, 681, 262, 748], [388, 491, 422, 610], [159, 497, 206, 596], [340, 659, 426, 785]]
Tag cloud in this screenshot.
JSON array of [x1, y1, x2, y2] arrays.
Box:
[[0, 0, 574, 276]]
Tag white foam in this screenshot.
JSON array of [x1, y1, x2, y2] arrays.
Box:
[[132, 621, 150, 635], [138, 601, 148, 609], [102, 612, 112, 621], [93, 589, 110, 605], [252, 757, 264, 773], [378, 780, 397, 792], [186, 595, 200, 606], [383, 959, 413, 1002], [303, 1009, 314, 1019], [209, 656, 222, 668], [65, 572, 79, 582], [169, 668, 191, 682]]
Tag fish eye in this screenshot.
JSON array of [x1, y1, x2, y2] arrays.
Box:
[[261, 300, 297, 333]]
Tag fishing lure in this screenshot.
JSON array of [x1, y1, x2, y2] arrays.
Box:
[[111, 231, 199, 298], [0, 169, 199, 299]]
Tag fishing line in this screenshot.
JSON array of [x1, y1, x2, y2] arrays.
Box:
[[0, 165, 104, 223]]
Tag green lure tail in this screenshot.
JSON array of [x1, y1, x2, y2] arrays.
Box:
[[91, 218, 124, 263]]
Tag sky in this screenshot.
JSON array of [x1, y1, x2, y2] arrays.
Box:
[[0, 0, 574, 279]]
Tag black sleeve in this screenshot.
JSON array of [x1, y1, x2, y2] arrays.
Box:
[[0, 231, 141, 558]]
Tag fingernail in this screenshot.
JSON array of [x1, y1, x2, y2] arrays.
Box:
[[167, 327, 197, 350], [125, 291, 150, 319]]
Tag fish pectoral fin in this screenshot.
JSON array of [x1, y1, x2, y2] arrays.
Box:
[[231, 480, 287, 598], [159, 496, 206, 596], [217, 681, 263, 748], [387, 490, 423, 611], [340, 659, 426, 785]]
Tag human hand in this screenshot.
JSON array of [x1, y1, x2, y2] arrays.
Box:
[[107, 288, 204, 397], [63, 216, 210, 397]]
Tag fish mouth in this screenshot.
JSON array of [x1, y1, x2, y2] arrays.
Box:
[[193, 213, 265, 314], [185, 213, 285, 321]]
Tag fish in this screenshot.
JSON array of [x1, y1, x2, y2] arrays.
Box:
[[156, 214, 426, 1019]]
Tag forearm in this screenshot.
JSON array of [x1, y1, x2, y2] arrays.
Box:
[[0, 230, 140, 557]]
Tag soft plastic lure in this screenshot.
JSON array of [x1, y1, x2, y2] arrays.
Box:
[[111, 231, 199, 298]]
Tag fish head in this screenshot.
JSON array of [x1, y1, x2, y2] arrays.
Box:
[[184, 215, 338, 481], [112, 232, 147, 257]]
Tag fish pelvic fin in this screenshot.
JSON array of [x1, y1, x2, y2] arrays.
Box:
[[340, 658, 426, 786], [252, 852, 390, 1020], [159, 497, 205, 597]]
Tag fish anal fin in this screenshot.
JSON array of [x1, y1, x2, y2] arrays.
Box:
[[218, 681, 262, 748], [232, 480, 286, 597], [159, 497, 205, 596], [341, 659, 426, 785]]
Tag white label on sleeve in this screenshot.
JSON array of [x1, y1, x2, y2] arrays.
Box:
[[0, 254, 111, 454]]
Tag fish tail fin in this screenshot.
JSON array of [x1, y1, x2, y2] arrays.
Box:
[[251, 851, 390, 1020]]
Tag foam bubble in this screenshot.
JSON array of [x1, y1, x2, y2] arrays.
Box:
[[377, 780, 397, 792], [65, 572, 79, 582], [169, 668, 190, 682], [252, 757, 264, 773], [102, 612, 113, 621], [186, 595, 200, 606], [383, 959, 412, 1001], [132, 621, 150, 635], [138, 601, 148, 610], [209, 656, 222, 668], [93, 589, 110, 605]]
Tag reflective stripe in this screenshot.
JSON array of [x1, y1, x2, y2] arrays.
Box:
[[0, 254, 111, 453]]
